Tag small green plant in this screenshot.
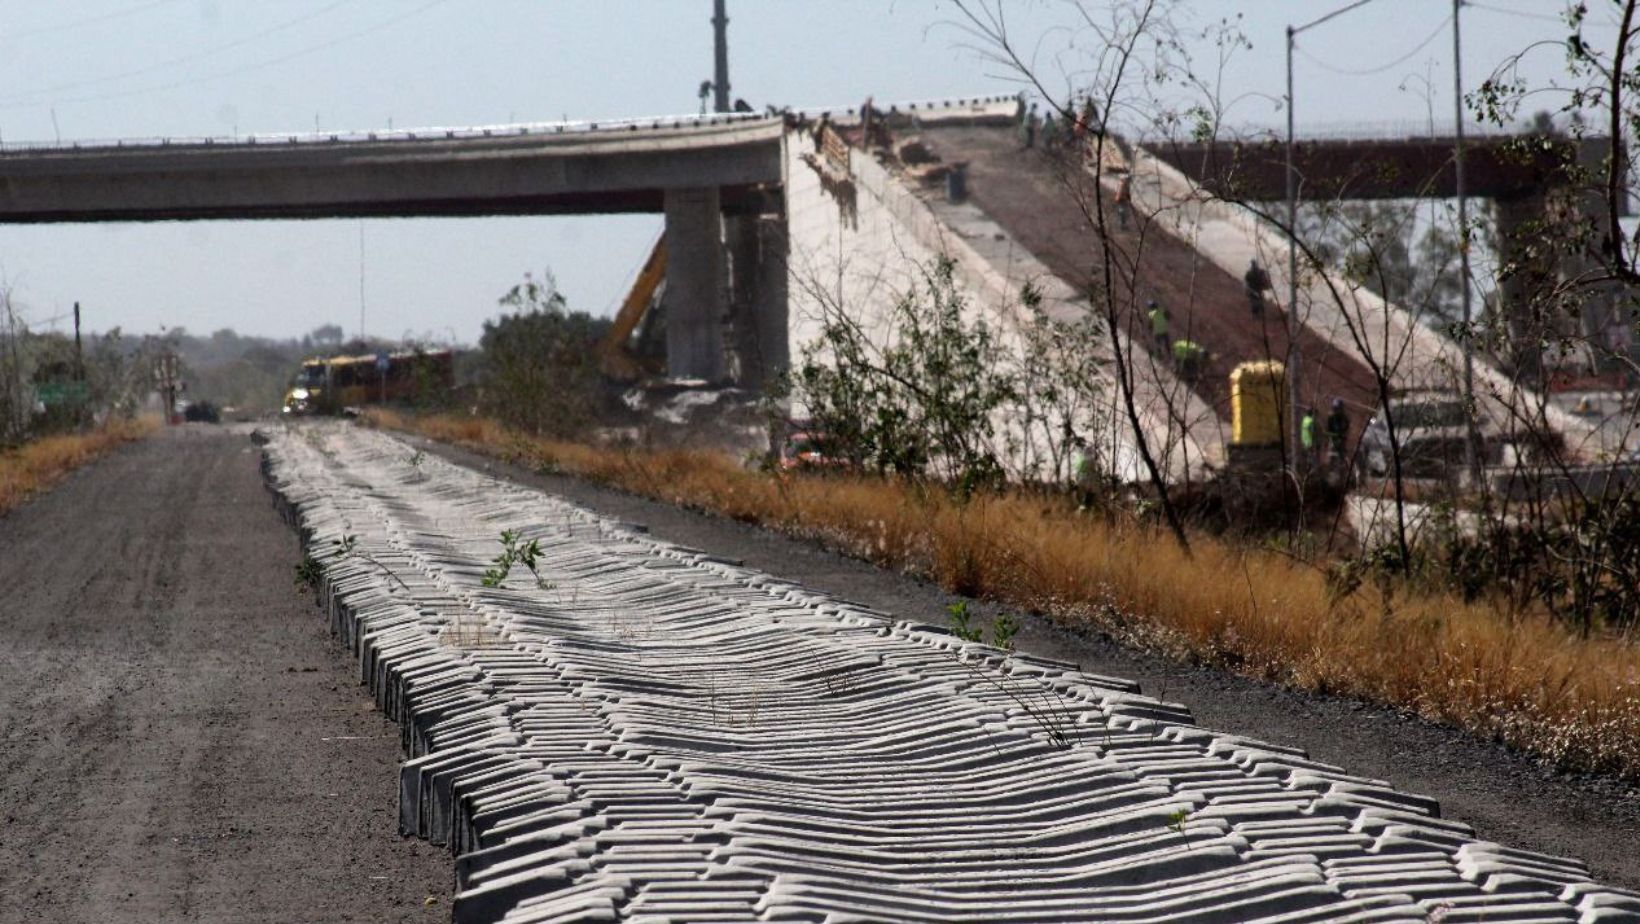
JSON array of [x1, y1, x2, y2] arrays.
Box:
[[947, 600, 983, 642], [404, 448, 427, 479], [293, 553, 323, 589], [482, 528, 553, 589], [1167, 807, 1190, 836], [293, 533, 363, 592], [947, 601, 1021, 651], [322, 532, 412, 593], [990, 612, 1020, 651], [945, 601, 1074, 750]]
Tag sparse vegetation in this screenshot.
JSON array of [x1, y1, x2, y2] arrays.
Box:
[[404, 448, 427, 481], [367, 407, 1640, 778], [477, 271, 610, 439], [481, 528, 552, 589], [1167, 807, 1191, 839], [785, 257, 1018, 496], [946, 600, 1020, 652], [0, 419, 155, 516], [293, 552, 324, 589]]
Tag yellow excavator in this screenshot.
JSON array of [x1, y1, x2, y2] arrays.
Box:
[[597, 237, 668, 381]]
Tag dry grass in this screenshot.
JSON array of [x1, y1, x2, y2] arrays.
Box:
[[369, 409, 1640, 778], [0, 419, 157, 516]]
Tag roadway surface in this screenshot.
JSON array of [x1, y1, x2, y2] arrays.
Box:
[[0, 426, 449, 923]]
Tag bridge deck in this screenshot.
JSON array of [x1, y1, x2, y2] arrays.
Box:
[[0, 117, 784, 222]]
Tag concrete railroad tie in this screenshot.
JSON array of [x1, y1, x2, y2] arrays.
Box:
[[262, 423, 1640, 924]]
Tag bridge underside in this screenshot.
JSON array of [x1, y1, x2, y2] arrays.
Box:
[[1150, 133, 1627, 372], [0, 186, 775, 223], [1147, 134, 1595, 202], [0, 119, 788, 383]]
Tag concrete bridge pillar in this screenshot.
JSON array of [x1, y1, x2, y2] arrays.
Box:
[[724, 213, 788, 389], [1495, 193, 1555, 374], [663, 187, 727, 382]]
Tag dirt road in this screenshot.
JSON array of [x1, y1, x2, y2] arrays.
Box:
[[0, 426, 449, 924]]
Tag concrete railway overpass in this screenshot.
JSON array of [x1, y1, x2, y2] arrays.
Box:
[[1147, 132, 1601, 202], [0, 101, 1605, 467], [0, 116, 784, 222], [0, 112, 792, 384], [1147, 131, 1626, 354]]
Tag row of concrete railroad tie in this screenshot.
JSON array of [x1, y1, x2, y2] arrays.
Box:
[[262, 423, 1640, 924]]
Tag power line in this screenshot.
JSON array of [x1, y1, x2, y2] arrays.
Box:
[[1465, 2, 1567, 25], [1, 0, 453, 112], [1295, 0, 1381, 36], [1296, 14, 1453, 77], [0, 0, 181, 43], [0, 0, 361, 104]]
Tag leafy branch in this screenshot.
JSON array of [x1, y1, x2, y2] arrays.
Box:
[[481, 529, 553, 589]]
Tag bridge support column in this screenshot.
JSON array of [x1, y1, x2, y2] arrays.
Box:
[[664, 187, 727, 382], [753, 215, 790, 384], [1495, 194, 1553, 375], [723, 213, 788, 389]]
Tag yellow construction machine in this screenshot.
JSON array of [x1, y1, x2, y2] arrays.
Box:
[[597, 238, 668, 381]]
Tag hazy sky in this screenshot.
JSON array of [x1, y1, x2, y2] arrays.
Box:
[[0, 0, 1610, 343]]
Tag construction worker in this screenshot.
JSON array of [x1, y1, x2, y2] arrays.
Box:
[[1325, 398, 1350, 464], [1147, 300, 1170, 353], [1078, 96, 1100, 142], [1300, 406, 1318, 464], [1172, 339, 1206, 383], [1114, 172, 1133, 230], [1244, 258, 1272, 316], [1071, 441, 1097, 510]]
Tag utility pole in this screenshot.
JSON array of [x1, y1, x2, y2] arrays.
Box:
[[1286, 25, 1303, 476], [1453, 0, 1481, 487], [711, 0, 730, 114], [154, 350, 180, 426], [358, 221, 367, 343], [1285, 0, 1381, 479], [73, 301, 83, 380]]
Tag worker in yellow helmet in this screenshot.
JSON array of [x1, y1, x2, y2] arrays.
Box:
[[1300, 406, 1318, 465]]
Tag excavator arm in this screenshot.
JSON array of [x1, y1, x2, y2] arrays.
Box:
[[598, 237, 668, 381]]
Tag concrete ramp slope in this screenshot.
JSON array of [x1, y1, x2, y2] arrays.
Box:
[[262, 422, 1640, 923], [915, 123, 1383, 451], [1128, 142, 1595, 454], [785, 102, 1218, 480]]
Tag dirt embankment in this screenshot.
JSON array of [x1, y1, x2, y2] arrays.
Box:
[[0, 425, 450, 924], [918, 123, 1382, 444]]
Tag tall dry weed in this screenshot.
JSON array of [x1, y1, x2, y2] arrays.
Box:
[[0, 419, 156, 515]]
